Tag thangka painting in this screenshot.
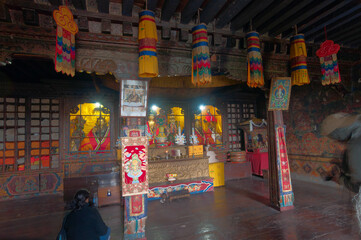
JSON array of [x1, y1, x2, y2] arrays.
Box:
[[121, 137, 148, 196], [268, 77, 292, 111], [120, 80, 148, 117]]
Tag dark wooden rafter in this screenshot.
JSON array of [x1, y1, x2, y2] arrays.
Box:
[[303, 5, 361, 38], [147, 0, 158, 11], [70, 0, 86, 10], [257, 0, 314, 34], [161, 0, 181, 22], [200, 0, 227, 25], [180, 0, 204, 24], [308, 10, 361, 41], [215, 0, 252, 29], [297, 0, 353, 33], [97, 0, 110, 13], [230, 0, 274, 32], [47, 0, 61, 6], [270, 0, 339, 36], [122, 0, 134, 16], [315, 18, 361, 43], [252, 0, 293, 30], [338, 31, 361, 45]]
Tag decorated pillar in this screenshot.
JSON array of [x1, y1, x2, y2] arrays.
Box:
[[267, 77, 294, 211], [119, 79, 149, 240]]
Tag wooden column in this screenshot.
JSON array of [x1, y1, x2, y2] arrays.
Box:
[[267, 110, 294, 211]]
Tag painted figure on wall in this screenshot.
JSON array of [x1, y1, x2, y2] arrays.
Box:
[[70, 116, 86, 152], [80, 117, 110, 152]]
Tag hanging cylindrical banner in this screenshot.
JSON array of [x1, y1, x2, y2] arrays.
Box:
[[53, 6, 78, 77], [138, 10, 158, 78], [290, 34, 310, 86], [246, 31, 264, 88], [192, 24, 212, 86], [316, 40, 341, 86]]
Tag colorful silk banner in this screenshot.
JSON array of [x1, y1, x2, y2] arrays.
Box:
[[275, 125, 294, 208], [121, 137, 149, 196], [316, 40, 341, 86], [246, 31, 264, 88], [138, 10, 158, 78], [125, 194, 148, 221], [290, 34, 310, 86], [53, 6, 78, 77], [192, 24, 211, 86]]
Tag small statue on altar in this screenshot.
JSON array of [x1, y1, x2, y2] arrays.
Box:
[[155, 109, 168, 147], [167, 111, 177, 145]]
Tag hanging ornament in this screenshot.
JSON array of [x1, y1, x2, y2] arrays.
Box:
[[138, 10, 158, 78], [192, 23, 212, 86], [53, 6, 78, 77], [246, 31, 264, 88], [316, 40, 341, 85], [290, 34, 310, 86]]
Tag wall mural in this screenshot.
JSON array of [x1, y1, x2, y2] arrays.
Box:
[[284, 77, 361, 180]]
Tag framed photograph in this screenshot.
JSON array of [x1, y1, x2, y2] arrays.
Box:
[[120, 80, 148, 117], [268, 77, 292, 111]]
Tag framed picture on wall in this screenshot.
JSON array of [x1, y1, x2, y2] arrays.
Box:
[[120, 80, 149, 117], [268, 77, 292, 111]]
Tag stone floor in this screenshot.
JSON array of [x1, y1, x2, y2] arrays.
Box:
[[0, 176, 360, 240]]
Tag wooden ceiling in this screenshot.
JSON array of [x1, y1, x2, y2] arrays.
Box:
[[24, 0, 361, 47]]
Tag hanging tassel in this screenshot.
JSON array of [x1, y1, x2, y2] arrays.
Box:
[[316, 40, 341, 86], [246, 31, 264, 88], [53, 6, 78, 77], [138, 10, 158, 78], [192, 24, 212, 86], [290, 34, 310, 86]]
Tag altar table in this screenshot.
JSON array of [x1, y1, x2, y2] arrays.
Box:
[[246, 152, 269, 176]]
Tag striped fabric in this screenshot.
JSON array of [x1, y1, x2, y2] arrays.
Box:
[[246, 31, 264, 88], [192, 24, 211, 86], [138, 10, 158, 78], [290, 34, 310, 86]]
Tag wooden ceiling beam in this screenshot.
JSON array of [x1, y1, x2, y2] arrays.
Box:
[[315, 20, 361, 43], [122, 0, 134, 16], [161, 0, 181, 22], [252, 0, 293, 30], [71, 0, 86, 10], [309, 11, 361, 41], [200, 0, 227, 25], [147, 0, 158, 11], [303, 5, 361, 38], [271, 0, 338, 36], [215, 0, 252, 29], [230, 0, 274, 32], [97, 0, 110, 13], [257, 0, 313, 34], [340, 32, 361, 46], [180, 0, 204, 24], [297, 0, 352, 33]]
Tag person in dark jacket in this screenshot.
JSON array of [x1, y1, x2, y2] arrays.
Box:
[[64, 189, 110, 240], [321, 113, 361, 193]]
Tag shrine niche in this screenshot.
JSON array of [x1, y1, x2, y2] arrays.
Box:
[[193, 105, 222, 146], [147, 106, 185, 148], [69, 103, 110, 153]]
